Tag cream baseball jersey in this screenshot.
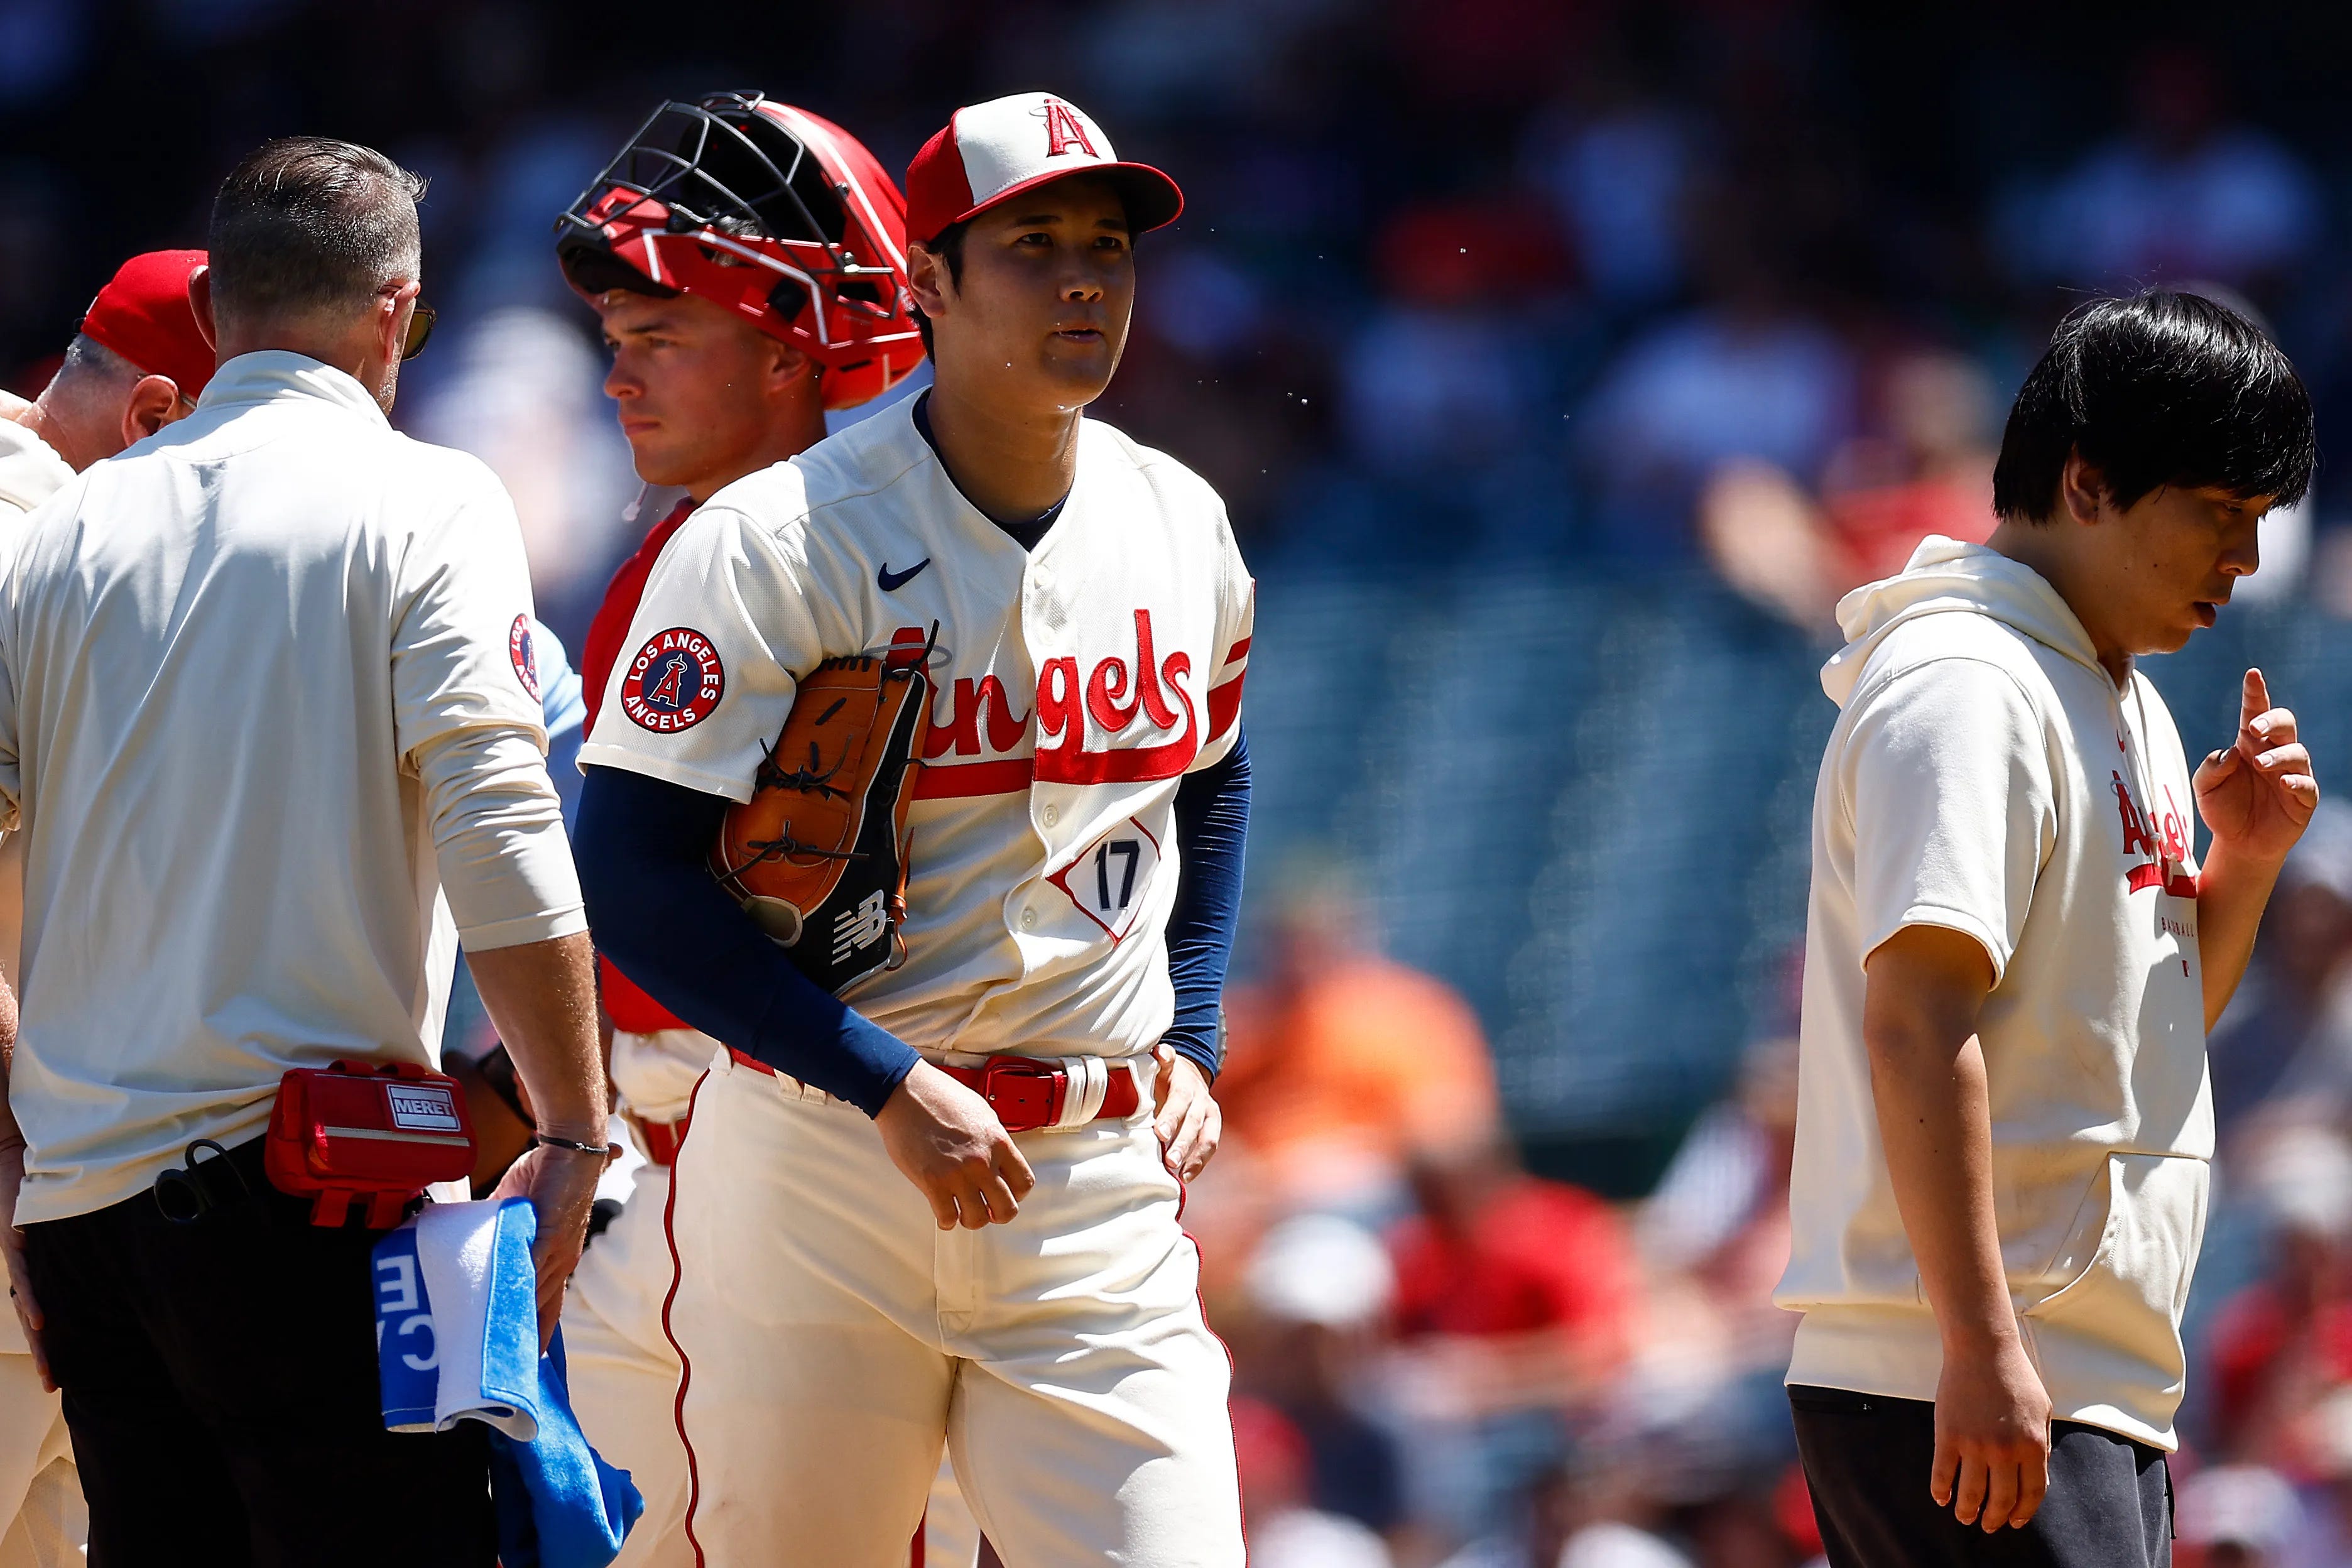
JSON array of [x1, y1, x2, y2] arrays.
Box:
[[579, 394, 1253, 1062]]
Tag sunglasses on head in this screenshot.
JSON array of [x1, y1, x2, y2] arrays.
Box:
[[403, 301, 437, 361]]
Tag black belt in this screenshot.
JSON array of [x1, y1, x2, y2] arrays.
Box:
[[145, 1134, 402, 1229]]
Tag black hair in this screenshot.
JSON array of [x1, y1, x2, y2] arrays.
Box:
[[911, 219, 969, 361], [209, 137, 427, 328], [1992, 288, 2315, 523]]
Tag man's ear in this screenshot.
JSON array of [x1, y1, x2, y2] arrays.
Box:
[[906, 244, 951, 322], [769, 339, 815, 393], [376, 286, 412, 372], [187, 266, 216, 352], [2059, 449, 2110, 526], [121, 376, 185, 450]]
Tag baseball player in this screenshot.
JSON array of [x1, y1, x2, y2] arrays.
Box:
[[573, 91, 1254, 1567], [0, 248, 215, 1568], [548, 93, 924, 1568]]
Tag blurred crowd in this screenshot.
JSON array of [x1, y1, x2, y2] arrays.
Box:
[[12, 3, 2352, 627], [13, 0, 2352, 1562], [1194, 859, 1809, 1568]]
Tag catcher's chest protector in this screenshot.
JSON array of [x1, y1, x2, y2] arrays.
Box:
[[712, 654, 931, 994]]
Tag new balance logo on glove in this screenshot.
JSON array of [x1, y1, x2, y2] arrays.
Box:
[[833, 890, 890, 964]]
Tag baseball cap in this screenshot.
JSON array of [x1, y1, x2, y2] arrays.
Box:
[[79, 249, 215, 400], [904, 92, 1182, 246]]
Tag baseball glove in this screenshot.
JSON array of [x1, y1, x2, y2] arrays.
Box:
[[710, 646, 932, 994]]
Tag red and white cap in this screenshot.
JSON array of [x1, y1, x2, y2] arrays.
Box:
[[905, 92, 1184, 246]]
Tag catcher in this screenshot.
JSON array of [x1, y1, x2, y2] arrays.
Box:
[[574, 91, 1255, 1565], [545, 92, 925, 1568]]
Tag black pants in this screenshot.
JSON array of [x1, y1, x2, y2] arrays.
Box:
[[1791, 1386, 2170, 1568], [21, 1135, 495, 1567]]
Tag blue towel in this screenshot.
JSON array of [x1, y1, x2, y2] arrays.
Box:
[[373, 1198, 543, 1436], [372, 1199, 643, 1567], [488, 1327, 647, 1568], [417, 1199, 543, 1437], [369, 1221, 440, 1431]]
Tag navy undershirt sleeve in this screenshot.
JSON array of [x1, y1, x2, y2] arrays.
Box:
[[1161, 729, 1251, 1081], [574, 765, 921, 1116]]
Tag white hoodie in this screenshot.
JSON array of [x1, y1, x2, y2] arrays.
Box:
[[1775, 535, 2213, 1450]]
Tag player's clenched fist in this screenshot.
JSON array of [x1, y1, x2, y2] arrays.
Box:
[[878, 1062, 1037, 1229]]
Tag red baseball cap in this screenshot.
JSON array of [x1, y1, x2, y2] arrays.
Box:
[[79, 249, 215, 401], [904, 92, 1182, 246]]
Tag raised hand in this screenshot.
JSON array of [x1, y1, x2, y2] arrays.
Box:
[[2195, 668, 2318, 865]]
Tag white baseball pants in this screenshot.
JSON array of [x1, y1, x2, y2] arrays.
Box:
[[561, 1125, 992, 1568], [564, 1163, 694, 1568], [665, 1052, 1244, 1568], [0, 1353, 79, 1568]]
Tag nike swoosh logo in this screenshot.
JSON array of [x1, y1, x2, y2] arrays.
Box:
[[878, 558, 931, 592]]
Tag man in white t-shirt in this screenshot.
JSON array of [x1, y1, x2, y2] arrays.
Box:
[[0, 137, 610, 1566], [1778, 288, 2319, 1566]]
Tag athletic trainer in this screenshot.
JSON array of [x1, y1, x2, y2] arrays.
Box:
[[0, 138, 607, 1565], [1777, 289, 2318, 1566]]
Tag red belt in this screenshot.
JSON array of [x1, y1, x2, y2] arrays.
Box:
[[725, 1050, 1143, 1134], [937, 1055, 1141, 1133], [628, 1111, 689, 1167]]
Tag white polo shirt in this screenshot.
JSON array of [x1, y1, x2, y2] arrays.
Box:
[[0, 352, 584, 1225]]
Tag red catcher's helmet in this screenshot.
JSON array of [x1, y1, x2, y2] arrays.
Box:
[[556, 92, 923, 411]]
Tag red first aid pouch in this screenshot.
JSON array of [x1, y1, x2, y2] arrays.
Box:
[[264, 1060, 477, 1228]]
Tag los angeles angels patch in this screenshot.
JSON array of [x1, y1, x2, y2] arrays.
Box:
[[623, 627, 726, 732], [508, 614, 540, 701]]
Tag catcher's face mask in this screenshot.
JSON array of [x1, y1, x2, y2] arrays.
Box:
[[555, 92, 923, 411]]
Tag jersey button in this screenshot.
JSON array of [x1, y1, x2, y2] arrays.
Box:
[[1042, 805, 1060, 827], [1020, 908, 1038, 932]]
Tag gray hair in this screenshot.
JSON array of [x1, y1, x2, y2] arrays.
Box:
[[207, 137, 426, 329], [54, 334, 140, 390]]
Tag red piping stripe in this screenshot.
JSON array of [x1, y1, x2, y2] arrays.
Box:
[[663, 1069, 714, 1567]]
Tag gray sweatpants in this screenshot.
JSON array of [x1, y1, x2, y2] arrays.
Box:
[[1790, 1385, 2172, 1568]]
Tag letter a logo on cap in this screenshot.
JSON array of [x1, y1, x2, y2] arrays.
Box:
[[1041, 100, 1099, 159], [904, 91, 1186, 245]]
